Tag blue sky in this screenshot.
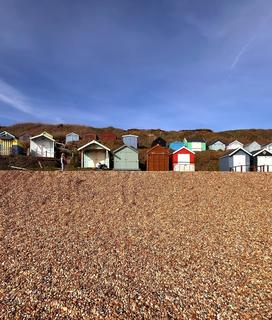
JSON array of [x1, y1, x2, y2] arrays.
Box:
[[0, 0, 272, 130]]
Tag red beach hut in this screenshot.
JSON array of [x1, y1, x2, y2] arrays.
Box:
[[172, 146, 195, 171]]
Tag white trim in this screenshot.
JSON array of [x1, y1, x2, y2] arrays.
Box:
[[220, 147, 251, 159], [122, 134, 139, 138], [209, 140, 225, 146], [245, 140, 260, 146], [66, 132, 79, 137], [173, 146, 195, 155], [113, 144, 138, 154], [78, 140, 110, 151], [264, 142, 272, 149], [0, 131, 16, 139], [30, 132, 55, 141], [228, 147, 251, 157], [226, 140, 243, 148], [252, 148, 272, 157]]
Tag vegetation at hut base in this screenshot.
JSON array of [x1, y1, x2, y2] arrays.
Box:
[[1, 122, 272, 170]]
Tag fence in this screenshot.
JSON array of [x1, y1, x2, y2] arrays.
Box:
[[231, 165, 272, 172], [174, 163, 195, 172], [257, 165, 272, 172], [231, 165, 250, 172]]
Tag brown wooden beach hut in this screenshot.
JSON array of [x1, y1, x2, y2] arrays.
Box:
[[146, 144, 170, 171]]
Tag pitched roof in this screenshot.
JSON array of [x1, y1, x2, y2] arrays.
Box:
[[227, 139, 243, 146], [78, 140, 110, 151], [66, 132, 79, 136], [208, 139, 226, 146], [169, 140, 184, 147], [122, 134, 139, 138], [169, 140, 183, 144], [220, 147, 252, 159], [146, 144, 170, 154], [244, 141, 260, 148], [173, 146, 195, 155], [0, 131, 16, 140], [113, 144, 138, 154], [186, 136, 206, 143], [251, 148, 272, 156], [30, 132, 55, 141], [262, 142, 272, 148], [19, 132, 31, 137]]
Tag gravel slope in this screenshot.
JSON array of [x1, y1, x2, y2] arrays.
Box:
[[0, 171, 271, 319]]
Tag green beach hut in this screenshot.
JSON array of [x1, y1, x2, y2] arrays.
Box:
[[113, 145, 139, 170]]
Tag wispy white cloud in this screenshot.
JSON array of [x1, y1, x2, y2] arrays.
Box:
[[0, 78, 35, 116], [230, 12, 272, 70], [230, 34, 257, 70], [0, 78, 107, 126]]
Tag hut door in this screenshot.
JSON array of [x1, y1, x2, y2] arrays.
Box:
[[93, 150, 105, 166], [1, 140, 11, 155], [178, 154, 190, 164], [258, 156, 272, 172], [233, 155, 246, 172]]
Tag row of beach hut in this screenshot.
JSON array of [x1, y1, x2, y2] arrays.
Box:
[[78, 138, 196, 171], [219, 147, 272, 172], [170, 138, 272, 153], [1, 130, 272, 171], [0, 130, 196, 171]]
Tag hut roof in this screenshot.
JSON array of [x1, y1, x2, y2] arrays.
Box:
[[113, 144, 138, 154], [219, 147, 251, 159], [207, 139, 226, 146], [262, 142, 272, 148], [122, 134, 139, 138], [151, 137, 167, 147], [227, 139, 243, 145], [173, 146, 195, 155], [244, 141, 260, 147], [78, 140, 110, 151], [251, 148, 272, 156], [186, 136, 206, 143], [30, 132, 55, 141], [146, 144, 169, 154], [66, 132, 79, 137], [0, 131, 16, 140]]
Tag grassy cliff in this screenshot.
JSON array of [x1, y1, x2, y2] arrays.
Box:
[[1, 123, 272, 170]]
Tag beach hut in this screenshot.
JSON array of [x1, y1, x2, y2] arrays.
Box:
[[169, 141, 185, 151], [19, 133, 31, 143], [252, 149, 272, 172], [122, 135, 138, 149], [208, 140, 226, 151], [113, 145, 139, 170], [146, 145, 170, 171], [0, 131, 24, 155], [151, 137, 167, 148], [186, 137, 206, 152], [226, 140, 244, 150], [99, 132, 117, 142], [30, 132, 55, 158], [244, 141, 261, 153], [84, 132, 97, 141], [172, 146, 195, 172], [219, 148, 251, 172], [263, 142, 272, 152], [78, 140, 110, 168], [65, 132, 80, 144]]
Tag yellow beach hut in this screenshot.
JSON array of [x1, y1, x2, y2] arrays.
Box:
[[0, 131, 25, 156]]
